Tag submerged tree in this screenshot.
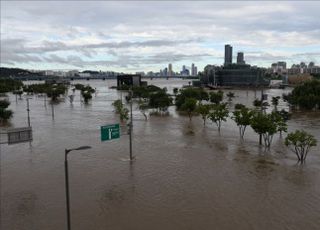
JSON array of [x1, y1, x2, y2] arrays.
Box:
[[232, 105, 254, 139], [175, 87, 208, 109], [149, 90, 172, 114], [283, 80, 320, 110], [227, 92, 235, 101], [181, 98, 197, 121], [285, 130, 317, 163], [209, 90, 224, 104], [209, 103, 229, 132], [112, 99, 129, 122], [196, 103, 211, 126], [173, 87, 179, 96], [270, 111, 288, 136], [250, 112, 277, 148], [271, 96, 280, 110], [0, 99, 13, 123], [81, 91, 92, 104], [138, 99, 149, 120]]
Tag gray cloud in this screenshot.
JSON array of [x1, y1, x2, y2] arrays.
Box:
[[1, 1, 320, 71]]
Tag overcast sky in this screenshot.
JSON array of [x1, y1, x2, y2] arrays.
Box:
[[1, 1, 320, 73]]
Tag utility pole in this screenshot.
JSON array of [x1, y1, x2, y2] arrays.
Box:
[[51, 102, 55, 120], [64, 149, 71, 230], [259, 88, 264, 145], [129, 88, 133, 161], [26, 98, 31, 127]]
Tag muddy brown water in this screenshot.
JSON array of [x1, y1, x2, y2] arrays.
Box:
[[1, 79, 320, 230]]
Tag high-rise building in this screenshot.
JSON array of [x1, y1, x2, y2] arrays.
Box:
[[168, 63, 173, 77], [181, 65, 188, 76], [191, 63, 195, 75], [194, 66, 198, 76], [278, 61, 287, 69], [237, 52, 245, 64], [163, 67, 168, 76], [308, 62, 315, 68], [224, 44, 233, 66]]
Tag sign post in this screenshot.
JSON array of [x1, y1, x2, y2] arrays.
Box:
[[101, 124, 120, 141]]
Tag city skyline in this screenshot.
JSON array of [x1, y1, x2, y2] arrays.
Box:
[[1, 1, 320, 72]]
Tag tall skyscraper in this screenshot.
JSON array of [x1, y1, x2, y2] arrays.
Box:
[[191, 63, 195, 75], [237, 52, 245, 64], [194, 66, 198, 76], [168, 63, 173, 77], [224, 44, 233, 66]]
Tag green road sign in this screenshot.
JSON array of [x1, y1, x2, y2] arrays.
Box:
[[101, 124, 120, 141]]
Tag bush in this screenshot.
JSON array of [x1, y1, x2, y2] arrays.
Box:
[[175, 88, 208, 109], [285, 130, 317, 162], [0, 100, 10, 109], [149, 91, 172, 112], [209, 90, 223, 104], [0, 99, 13, 122], [284, 80, 320, 110], [0, 79, 23, 93]]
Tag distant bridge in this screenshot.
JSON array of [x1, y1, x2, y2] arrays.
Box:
[[10, 75, 200, 81]]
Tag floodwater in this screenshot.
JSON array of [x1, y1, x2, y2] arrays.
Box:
[[1, 79, 320, 230]]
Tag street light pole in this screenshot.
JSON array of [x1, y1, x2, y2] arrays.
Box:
[[51, 102, 55, 120], [64, 146, 91, 230], [259, 88, 264, 145], [129, 89, 133, 161], [64, 149, 71, 230], [26, 98, 31, 127]]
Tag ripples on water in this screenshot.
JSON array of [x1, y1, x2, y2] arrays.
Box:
[[1, 79, 320, 230]]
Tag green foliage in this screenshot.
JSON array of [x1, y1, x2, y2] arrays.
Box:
[[181, 98, 198, 121], [0, 100, 10, 109], [227, 92, 235, 101], [74, 84, 95, 103], [209, 90, 223, 104], [120, 108, 129, 121], [0, 99, 13, 122], [175, 88, 209, 109], [131, 85, 163, 99], [253, 99, 262, 107], [0, 108, 13, 122], [0, 79, 23, 93], [112, 99, 129, 122], [276, 109, 291, 121], [81, 92, 92, 103], [234, 103, 246, 110], [74, 84, 85, 91], [271, 96, 280, 108], [173, 87, 179, 95], [270, 111, 288, 135], [285, 130, 317, 162], [13, 90, 23, 98], [284, 80, 320, 110], [23, 83, 67, 101], [250, 112, 277, 148], [253, 99, 269, 110], [209, 103, 229, 132], [311, 73, 320, 80], [81, 86, 95, 104], [196, 103, 211, 125], [138, 99, 149, 120], [112, 100, 123, 113], [232, 106, 254, 139], [149, 90, 172, 112]]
